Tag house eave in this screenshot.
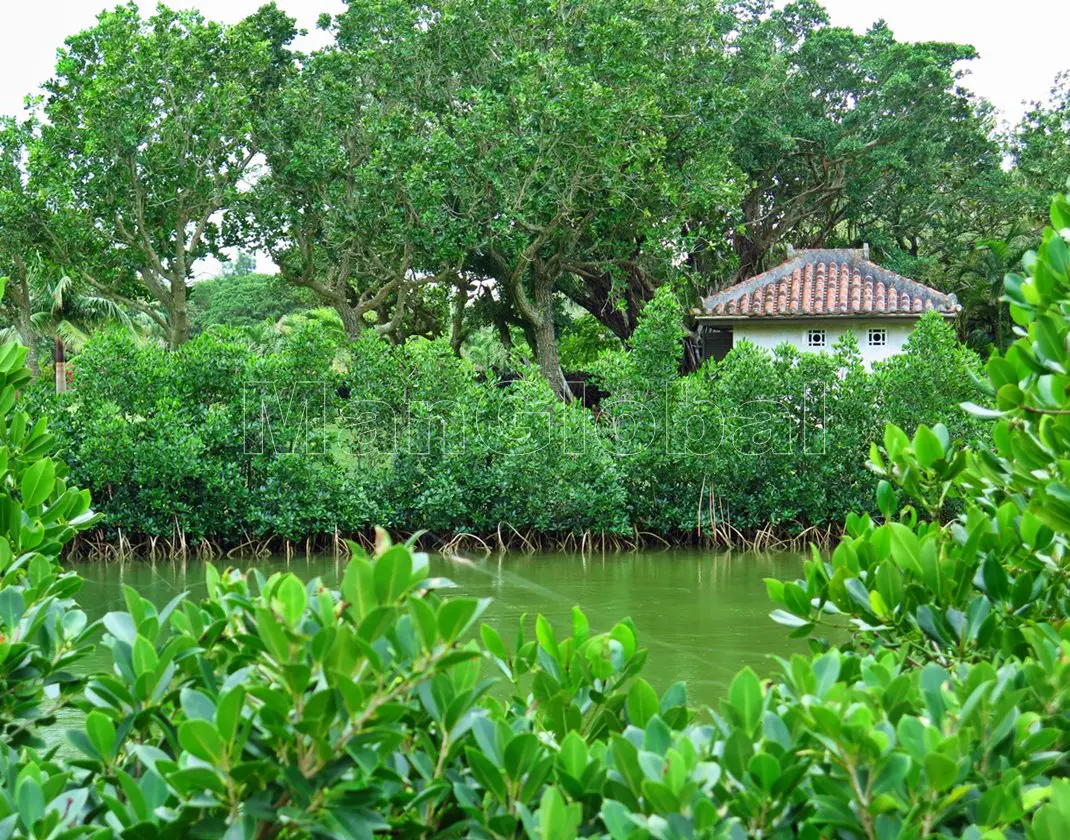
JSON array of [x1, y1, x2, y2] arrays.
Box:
[[692, 312, 957, 324]]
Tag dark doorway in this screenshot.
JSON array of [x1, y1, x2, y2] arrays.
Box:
[[701, 327, 734, 363]]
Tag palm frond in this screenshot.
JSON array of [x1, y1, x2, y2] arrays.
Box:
[[49, 273, 75, 311], [54, 319, 93, 352]]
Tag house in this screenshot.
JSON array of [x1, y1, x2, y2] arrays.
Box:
[[694, 247, 960, 369]]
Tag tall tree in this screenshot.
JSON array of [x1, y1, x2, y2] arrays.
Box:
[[724, 0, 1005, 281], [36, 2, 297, 348], [1012, 72, 1070, 221], [0, 263, 135, 392], [321, 0, 740, 396], [237, 39, 465, 342], [0, 117, 43, 373]]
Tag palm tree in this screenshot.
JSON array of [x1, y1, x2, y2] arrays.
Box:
[[0, 260, 137, 391], [953, 230, 1035, 353]]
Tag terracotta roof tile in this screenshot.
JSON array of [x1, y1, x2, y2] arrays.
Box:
[[700, 249, 960, 320]]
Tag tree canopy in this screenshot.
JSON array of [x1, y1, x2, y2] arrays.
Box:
[[33, 2, 297, 348], [0, 0, 1061, 382]]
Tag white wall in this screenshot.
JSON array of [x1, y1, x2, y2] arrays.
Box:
[[733, 319, 917, 369]]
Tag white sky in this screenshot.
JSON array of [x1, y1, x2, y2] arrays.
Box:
[[0, 0, 1066, 275], [1, 1, 1065, 124]]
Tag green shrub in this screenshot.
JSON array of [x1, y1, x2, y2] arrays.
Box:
[[2, 179, 1070, 830], [28, 273, 981, 546], [2, 187, 1070, 836], [594, 292, 975, 537], [32, 327, 346, 544], [876, 311, 987, 447], [188, 272, 316, 333]]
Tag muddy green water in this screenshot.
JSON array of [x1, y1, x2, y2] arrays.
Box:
[[75, 550, 805, 707]]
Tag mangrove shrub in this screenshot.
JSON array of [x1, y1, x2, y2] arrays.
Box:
[[1, 191, 1070, 835]]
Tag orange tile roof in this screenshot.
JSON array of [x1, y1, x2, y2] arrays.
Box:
[[699, 249, 960, 319]]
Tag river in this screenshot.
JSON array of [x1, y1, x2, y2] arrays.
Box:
[[74, 549, 806, 707]]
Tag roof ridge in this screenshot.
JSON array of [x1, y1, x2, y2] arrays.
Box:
[[699, 250, 960, 319]]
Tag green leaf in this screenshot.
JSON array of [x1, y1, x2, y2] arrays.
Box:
[[728, 667, 762, 735], [86, 710, 116, 761], [558, 731, 588, 779], [871, 752, 911, 795], [538, 786, 578, 840], [600, 800, 639, 840], [373, 545, 413, 604], [888, 523, 922, 576], [20, 458, 55, 507], [179, 719, 226, 765], [275, 574, 307, 628], [466, 746, 507, 802], [255, 607, 290, 662], [981, 558, 1009, 601], [167, 767, 228, 797], [0, 589, 24, 630], [913, 424, 944, 468], [770, 609, 810, 628], [748, 752, 780, 791], [15, 775, 44, 830], [720, 728, 753, 781], [916, 605, 949, 647], [570, 606, 589, 645], [216, 686, 245, 743], [504, 732, 539, 782], [103, 612, 136, 645], [341, 555, 375, 620], [535, 614, 560, 659], [625, 678, 659, 728], [181, 688, 216, 721], [480, 623, 509, 661], [961, 401, 1004, 419], [610, 734, 643, 796], [876, 479, 896, 518], [883, 424, 910, 458], [812, 651, 840, 699], [437, 597, 489, 643], [924, 752, 958, 793], [132, 635, 158, 678], [409, 596, 438, 649], [844, 578, 874, 616]]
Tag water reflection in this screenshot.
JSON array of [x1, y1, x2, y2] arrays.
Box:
[[72, 550, 806, 706]]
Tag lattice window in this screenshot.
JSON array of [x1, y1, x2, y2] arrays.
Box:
[[807, 329, 827, 348], [868, 328, 887, 347]]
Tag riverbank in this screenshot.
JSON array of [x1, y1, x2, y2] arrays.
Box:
[[65, 521, 844, 562]]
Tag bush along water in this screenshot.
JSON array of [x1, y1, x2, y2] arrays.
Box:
[[1, 193, 1070, 837], [25, 294, 982, 555]]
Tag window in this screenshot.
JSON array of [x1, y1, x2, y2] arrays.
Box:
[[807, 329, 826, 348], [701, 327, 734, 363], [868, 328, 887, 347]]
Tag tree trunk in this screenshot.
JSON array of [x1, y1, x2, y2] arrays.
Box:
[[10, 265, 38, 377], [16, 318, 39, 378], [169, 277, 190, 350], [54, 337, 67, 393], [449, 279, 471, 357], [530, 274, 570, 401], [494, 307, 514, 351], [732, 233, 765, 281], [335, 301, 364, 341], [532, 315, 570, 400]]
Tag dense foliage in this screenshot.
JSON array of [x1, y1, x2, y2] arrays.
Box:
[[26, 294, 980, 548], [188, 273, 315, 334], [0, 0, 1060, 382], [1, 193, 1070, 838]]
